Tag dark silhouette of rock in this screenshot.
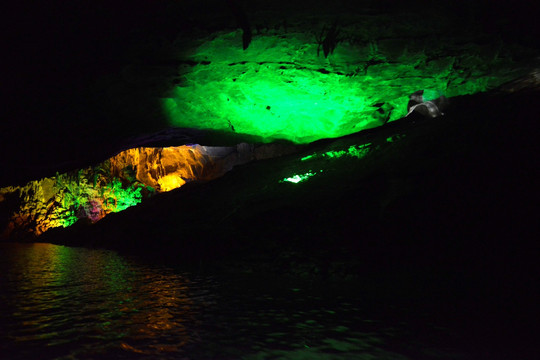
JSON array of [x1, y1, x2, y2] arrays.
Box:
[[227, 0, 252, 50]]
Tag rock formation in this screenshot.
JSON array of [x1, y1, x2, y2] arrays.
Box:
[[0, 143, 298, 238]]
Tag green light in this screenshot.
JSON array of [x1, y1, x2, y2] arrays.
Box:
[[322, 144, 370, 159], [386, 134, 405, 143], [347, 144, 370, 158], [283, 175, 304, 184], [301, 144, 372, 162], [324, 150, 347, 158], [300, 155, 315, 161], [422, 89, 442, 102], [281, 143, 372, 185], [164, 31, 522, 143], [49, 174, 143, 230], [281, 170, 321, 184]]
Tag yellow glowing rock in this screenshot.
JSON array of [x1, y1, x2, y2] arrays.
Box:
[[158, 175, 187, 192], [108, 145, 220, 192]]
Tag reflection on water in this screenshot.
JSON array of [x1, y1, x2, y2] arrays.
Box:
[[1, 243, 471, 360], [0, 243, 215, 359]]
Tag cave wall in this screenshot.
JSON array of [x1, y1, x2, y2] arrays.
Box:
[[0, 142, 298, 239], [2, 0, 538, 186]]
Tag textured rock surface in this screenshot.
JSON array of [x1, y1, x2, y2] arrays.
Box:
[[164, 17, 536, 143], [0, 143, 298, 238]]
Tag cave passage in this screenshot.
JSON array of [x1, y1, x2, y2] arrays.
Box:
[[2, 7, 537, 240]]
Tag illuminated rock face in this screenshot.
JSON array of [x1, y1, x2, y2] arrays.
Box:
[[109, 146, 218, 192], [163, 19, 534, 143], [1, 145, 212, 237], [0, 175, 142, 237], [0, 143, 298, 238]]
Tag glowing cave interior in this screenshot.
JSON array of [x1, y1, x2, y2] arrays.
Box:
[[1, 0, 539, 240]]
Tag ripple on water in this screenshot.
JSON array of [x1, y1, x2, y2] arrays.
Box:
[[0, 243, 216, 359], [1, 243, 468, 359]]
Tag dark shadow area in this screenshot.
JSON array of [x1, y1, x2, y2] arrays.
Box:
[[2, 0, 241, 186]]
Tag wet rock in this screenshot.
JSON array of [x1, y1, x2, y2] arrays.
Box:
[[406, 90, 448, 118]]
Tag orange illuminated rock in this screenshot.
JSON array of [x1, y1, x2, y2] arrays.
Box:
[[108, 145, 223, 192], [0, 143, 298, 239]]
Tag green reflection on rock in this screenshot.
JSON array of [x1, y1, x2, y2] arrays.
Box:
[[164, 30, 526, 143]]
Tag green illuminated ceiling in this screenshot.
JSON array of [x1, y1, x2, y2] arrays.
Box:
[[163, 29, 526, 143]]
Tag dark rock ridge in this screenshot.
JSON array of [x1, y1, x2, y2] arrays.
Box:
[[38, 83, 538, 271]]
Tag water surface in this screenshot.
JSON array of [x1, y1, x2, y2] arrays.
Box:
[[0, 242, 529, 359]]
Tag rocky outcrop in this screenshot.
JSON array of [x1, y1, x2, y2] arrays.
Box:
[[0, 143, 298, 239]]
